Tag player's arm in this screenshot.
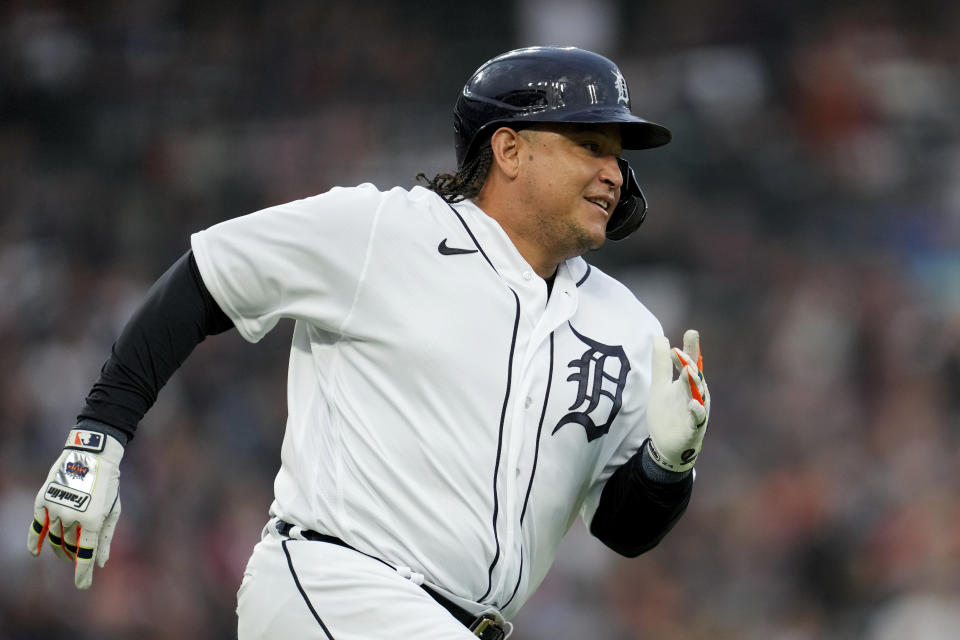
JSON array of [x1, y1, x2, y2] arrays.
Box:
[[590, 329, 710, 557], [77, 249, 235, 444], [28, 250, 235, 588], [589, 442, 693, 557]]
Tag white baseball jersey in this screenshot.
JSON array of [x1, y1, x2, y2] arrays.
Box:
[[190, 183, 663, 619]]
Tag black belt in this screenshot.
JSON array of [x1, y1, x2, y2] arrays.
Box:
[[275, 520, 507, 639]]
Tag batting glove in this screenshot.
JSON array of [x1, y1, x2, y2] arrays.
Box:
[[28, 428, 123, 589], [646, 329, 710, 472]]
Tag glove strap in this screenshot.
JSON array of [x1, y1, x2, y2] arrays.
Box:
[[647, 437, 697, 473], [65, 428, 107, 453]]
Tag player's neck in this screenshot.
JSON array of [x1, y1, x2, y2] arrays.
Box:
[[474, 193, 562, 279]]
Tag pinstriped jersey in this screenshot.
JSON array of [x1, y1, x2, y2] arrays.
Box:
[[190, 184, 663, 618]]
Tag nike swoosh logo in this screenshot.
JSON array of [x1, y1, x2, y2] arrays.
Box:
[[438, 239, 478, 255]]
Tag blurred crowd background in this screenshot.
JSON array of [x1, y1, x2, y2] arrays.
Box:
[[2, 0, 959, 638]]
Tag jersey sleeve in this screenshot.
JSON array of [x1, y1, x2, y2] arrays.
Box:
[[190, 184, 384, 343]]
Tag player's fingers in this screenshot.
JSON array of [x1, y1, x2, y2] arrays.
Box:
[[691, 364, 707, 396], [650, 336, 673, 390], [688, 398, 707, 428], [671, 350, 704, 405], [27, 508, 50, 557], [671, 347, 697, 378], [97, 498, 121, 568], [682, 364, 705, 406], [682, 329, 702, 371], [60, 522, 80, 563], [74, 525, 98, 589], [74, 556, 95, 589], [47, 519, 71, 563], [72, 525, 96, 565]]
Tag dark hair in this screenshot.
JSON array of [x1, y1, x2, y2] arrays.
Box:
[[416, 145, 494, 203]]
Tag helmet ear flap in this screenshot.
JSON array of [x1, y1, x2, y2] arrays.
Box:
[[606, 158, 648, 240]]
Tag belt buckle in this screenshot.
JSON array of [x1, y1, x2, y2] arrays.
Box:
[[470, 615, 505, 640]]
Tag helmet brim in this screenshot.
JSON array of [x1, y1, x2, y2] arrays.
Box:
[[463, 109, 671, 166], [551, 109, 673, 150]]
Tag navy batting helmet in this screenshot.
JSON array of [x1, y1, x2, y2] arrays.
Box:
[[454, 46, 672, 240]]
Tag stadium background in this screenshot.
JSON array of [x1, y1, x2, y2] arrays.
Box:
[[1, 1, 958, 638]]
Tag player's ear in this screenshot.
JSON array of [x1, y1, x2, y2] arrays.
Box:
[[488, 127, 522, 179]]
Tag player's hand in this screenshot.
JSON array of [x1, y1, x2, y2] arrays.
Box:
[[646, 329, 710, 472], [28, 428, 123, 589]]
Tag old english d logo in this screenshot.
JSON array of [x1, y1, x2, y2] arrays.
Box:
[[552, 324, 631, 442]]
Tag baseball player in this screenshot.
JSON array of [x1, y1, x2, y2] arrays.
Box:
[[28, 46, 710, 639]]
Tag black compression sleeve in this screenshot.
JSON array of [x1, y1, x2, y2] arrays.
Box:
[[77, 251, 235, 444], [590, 439, 694, 557]]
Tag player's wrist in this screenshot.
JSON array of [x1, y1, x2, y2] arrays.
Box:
[[641, 439, 692, 482], [64, 426, 125, 459], [645, 437, 699, 473], [74, 418, 130, 448]]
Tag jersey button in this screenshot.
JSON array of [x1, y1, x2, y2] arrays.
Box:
[[525, 396, 533, 409], [522, 270, 533, 280]]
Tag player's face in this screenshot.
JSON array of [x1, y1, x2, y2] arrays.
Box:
[[516, 123, 624, 260]]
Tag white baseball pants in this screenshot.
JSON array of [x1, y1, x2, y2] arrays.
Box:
[[236, 521, 482, 639]]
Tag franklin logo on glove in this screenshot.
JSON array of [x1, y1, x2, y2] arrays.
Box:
[[45, 484, 90, 510]]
